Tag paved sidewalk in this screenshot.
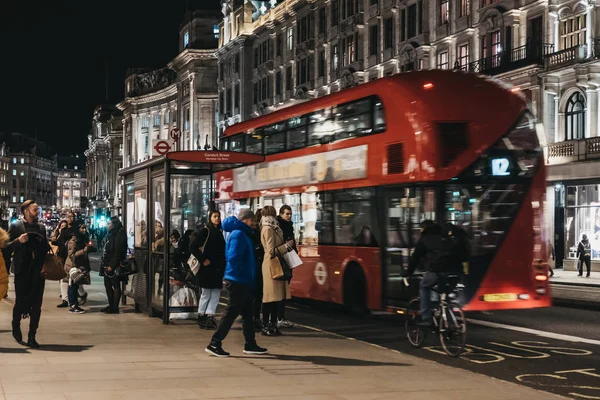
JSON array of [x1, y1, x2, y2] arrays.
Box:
[[0, 276, 566, 400], [550, 268, 600, 305]]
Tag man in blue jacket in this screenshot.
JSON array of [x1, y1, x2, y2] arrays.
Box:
[[206, 209, 267, 357]]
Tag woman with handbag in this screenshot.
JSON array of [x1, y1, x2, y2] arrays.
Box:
[[64, 224, 92, 314], [190, 210, 225, 329], [260, 206, 294, 336]]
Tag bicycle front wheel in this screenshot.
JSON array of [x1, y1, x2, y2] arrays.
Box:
[[439, 302, 467, 357], [405, 298, 428, 347]]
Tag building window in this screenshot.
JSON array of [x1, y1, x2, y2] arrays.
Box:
[[332, 0, 339, 27], [213, 24, 219, 39], [286, 66, 293, 91], [369, 25, 379, 56], [565, 91, 586, 140], [276, 71, 282, 95], [407, 4, 417, 38], [12, 195, 15, 203], [564, 184, 600, 260], [153, 114, 160, 126], [164, 110, 170, 124], [460, 0, 470, 17], [20, 158, 24, 164], [345, 35, 355, 65], [319, 7, 326, 34], [184, 31, 189, 47], [142, 117, 149, 129], [332, 44, 339, 71], [400, 9, 406, 42], [276, 34, 283, 56], [440, 0, 449, 25], [491, 31, 501, 67], [438, 51, 449, 69], [561, 13, 587, 50], [318, 50, 325, 77], [384, 17, 394, 50], [458, 44, 469, 70], [287, 28, 293, 50]]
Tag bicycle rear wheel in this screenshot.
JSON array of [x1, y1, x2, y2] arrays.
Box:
[[405, 298, 428, 347], [438, 302, 467, 357]]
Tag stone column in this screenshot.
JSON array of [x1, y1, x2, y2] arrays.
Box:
[[586, 88, 597, 138], [189, 75, 196, 151]]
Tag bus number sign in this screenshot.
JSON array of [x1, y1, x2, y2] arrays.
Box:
[[491, 157, 510, 177]]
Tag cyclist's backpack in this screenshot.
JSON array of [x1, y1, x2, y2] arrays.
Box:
[[428, 225, 463, 273]]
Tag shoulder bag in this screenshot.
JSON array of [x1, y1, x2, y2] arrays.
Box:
[[188, 228, 210, 276]]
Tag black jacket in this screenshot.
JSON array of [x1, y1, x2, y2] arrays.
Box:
[[103, 228, 127, 270], [406, 224, 468, 276], [577, 240, 592, 260], [190, 226, 226, 289], [277, 216, 296, 252], [7, 220, 50, 276]]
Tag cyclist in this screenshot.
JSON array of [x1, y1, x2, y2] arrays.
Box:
[[403, 221, 469, 326]]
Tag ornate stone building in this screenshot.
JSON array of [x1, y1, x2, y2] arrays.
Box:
[[56, 155, 86, 212], [0, 143, 10, 217], [118, 5, 220, 168], [84, 105, 123, 220]]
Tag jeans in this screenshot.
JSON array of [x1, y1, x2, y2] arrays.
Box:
[[419, 271, 439, 321], [210, 280, 256, 346], [579, 257, 591, 276], [198, 288, 221, 315], [68, 283, 80, 306]]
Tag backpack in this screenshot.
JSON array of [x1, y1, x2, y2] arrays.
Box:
[[428, 225, 463, 273]]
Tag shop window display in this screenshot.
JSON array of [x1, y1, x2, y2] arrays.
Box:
[[565, 185, 600, 259]]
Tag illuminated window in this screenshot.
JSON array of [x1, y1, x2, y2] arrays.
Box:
[[458, 44, 469, 70], [560, 13, 587, 50], [438, 51, 449, 69], [214, 24, 219, 39], [183, 31, 189, 47], [287, 27, 293, 50], [491, 31, 501, 67], [460, 0, 470, 17], [440, 0, 449, 24], [565, 91, 586, 140]]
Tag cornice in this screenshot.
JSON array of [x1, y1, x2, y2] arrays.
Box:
[[217, 35, 252, 55], [169, 48, 217, 70], [119, 84, 177, 107]]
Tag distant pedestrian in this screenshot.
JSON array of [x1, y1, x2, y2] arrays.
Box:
[[205, 209, 267, 357], [577, 234, 592, 277]]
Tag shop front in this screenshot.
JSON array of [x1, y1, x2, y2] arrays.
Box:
[[547, 162, 600, 273], [119, 151, 264, 323]]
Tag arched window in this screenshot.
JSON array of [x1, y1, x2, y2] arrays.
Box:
[[565, 91, 586, 140]]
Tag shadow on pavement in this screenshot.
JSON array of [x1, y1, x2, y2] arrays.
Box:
[[35, 344, 94, 353], [242, 354, 411, 367], [0, 347, 30, 354]]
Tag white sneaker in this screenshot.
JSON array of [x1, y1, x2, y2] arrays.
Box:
[[277, 319, 294, 328]]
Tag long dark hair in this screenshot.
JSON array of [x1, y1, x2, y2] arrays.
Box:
[[206, 210, 221, 230]]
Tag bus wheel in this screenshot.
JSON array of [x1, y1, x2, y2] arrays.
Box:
[[343, 263, 368, 315]]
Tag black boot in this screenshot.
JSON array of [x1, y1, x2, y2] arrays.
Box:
[[12, 323, 22, 343], [27, 335, 40, 349], [204, 316, 217, 330], [197, 314, 207, 328]]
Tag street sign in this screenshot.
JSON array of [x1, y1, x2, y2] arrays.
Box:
[[166, 151, 265, 164], [153, 140, 172, 157], [169, 128, 181, 141]]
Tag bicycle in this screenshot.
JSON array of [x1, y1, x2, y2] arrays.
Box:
[[404, 274, 467, 357]]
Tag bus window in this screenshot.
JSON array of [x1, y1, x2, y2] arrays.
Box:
[[374, 100, 386, 132], [288, 127, 308, 150], [310, 192, 334, 245], [265, 131, 286, 154], [221, 138, 229, 151], [333, 189, 378, 246], [246, 130, 263, 154], [230, 135, 244, 152], [308, 108, 335, 145]]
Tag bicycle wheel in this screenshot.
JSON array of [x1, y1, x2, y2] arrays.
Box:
[[439, 302, 467, 357], [405, 298, 428, 347]]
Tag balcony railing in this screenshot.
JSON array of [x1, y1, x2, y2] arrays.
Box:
[[547, 137, 600, 165], [468, 42, 554, 75], [544, 44, 587, 69]]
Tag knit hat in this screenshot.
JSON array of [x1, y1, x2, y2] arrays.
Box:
[[238, 208, 255, 221]]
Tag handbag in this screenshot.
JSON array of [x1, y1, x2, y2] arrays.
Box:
[[282, 245, 303, 269], [41, 248, 67, 281], [117, 257, 139, 276], [188, 228, 210, 275], [269, 255, 292, 281]]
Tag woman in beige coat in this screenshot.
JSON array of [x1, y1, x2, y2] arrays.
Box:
[[260, 206, 293, 336]]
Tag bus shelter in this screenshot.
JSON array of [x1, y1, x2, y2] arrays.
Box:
[[118, 151, 264, 324]]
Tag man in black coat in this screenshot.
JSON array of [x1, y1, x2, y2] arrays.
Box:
[[276, 205, 295, 328], [8, 200, 50, 348]]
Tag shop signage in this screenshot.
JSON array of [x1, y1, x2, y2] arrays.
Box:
[[233, 145, 368, 192], [166, 151, 265, 164], [153, 140, 173, 156]]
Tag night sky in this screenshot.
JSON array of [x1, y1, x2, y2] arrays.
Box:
[[0, 0, 220, 155]]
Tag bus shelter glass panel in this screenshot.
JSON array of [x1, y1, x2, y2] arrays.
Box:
[[124, 183, 146, 304], [168, 175, 213, 319], [151, 176, 166, 309]]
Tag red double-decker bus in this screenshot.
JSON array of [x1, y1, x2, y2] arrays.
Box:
[[215, 70, 551, 312]]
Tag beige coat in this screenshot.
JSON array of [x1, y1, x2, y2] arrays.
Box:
[[260, 217, 291, 303]]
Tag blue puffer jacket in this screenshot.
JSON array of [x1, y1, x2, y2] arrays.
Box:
[[222, 216, 256, 285]]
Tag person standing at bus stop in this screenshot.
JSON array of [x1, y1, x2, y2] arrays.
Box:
[[276, 205, 295, 329]]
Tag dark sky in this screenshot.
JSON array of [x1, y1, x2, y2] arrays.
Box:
[[0, 1, 220, 155]]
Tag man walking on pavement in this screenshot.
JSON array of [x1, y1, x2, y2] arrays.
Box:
[[8, 200, 50, 348], [206, 208, 267, 357]]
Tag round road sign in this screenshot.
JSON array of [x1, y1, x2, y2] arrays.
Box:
[[154, 140, 172, 155], [170, 128, 181, 141], [314, 262, 327, 286]]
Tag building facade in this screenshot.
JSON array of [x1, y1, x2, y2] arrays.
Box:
[[56, 156, 86, 212], [216, 0, 600, 271], [118, 6, 220, 168], [84, 105, 124, 221], [0, 132, 58, 214], [0, 144, 10, 218]]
